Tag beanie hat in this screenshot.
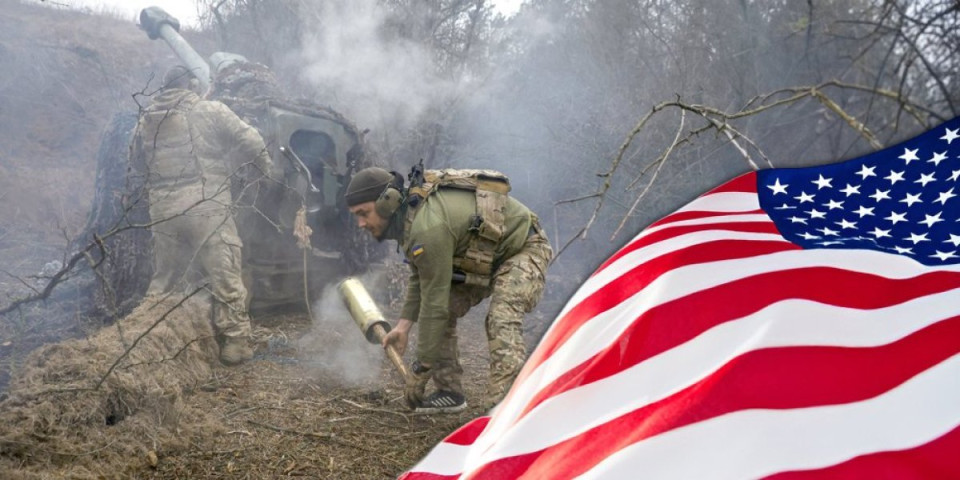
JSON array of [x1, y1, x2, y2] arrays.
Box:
[[345, 167, 395, 206]]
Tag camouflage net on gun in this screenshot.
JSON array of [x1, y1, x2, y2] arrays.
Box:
[[0, 294, 222, 477]]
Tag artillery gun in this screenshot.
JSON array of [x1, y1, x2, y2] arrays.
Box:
[[82, 6, 375, 317]]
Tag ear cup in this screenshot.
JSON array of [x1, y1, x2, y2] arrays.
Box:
[[375, 186, 404, 218]]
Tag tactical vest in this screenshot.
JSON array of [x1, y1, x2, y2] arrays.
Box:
[[406, 169, 511, 287]]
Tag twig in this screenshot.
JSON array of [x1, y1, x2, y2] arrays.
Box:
[[811, 87, 883, 149], [612, 109, 686, 239], [340, 398, 412, 422], [245, 420, 333, 439], [1, 270, 41, 296], [555, 79, 933, 254], [245, 419, 374, 452]]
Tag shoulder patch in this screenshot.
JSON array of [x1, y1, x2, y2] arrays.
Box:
[[411, 244, 425, 257]]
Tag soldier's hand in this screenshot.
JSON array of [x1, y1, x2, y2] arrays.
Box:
[[382, 318, 412, 356]]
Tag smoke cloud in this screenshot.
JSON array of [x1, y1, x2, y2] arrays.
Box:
[[296, 271, 393, 387], [294, 0, 456, 137]]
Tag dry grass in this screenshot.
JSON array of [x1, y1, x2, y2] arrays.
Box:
[[0, 292, 496, 479]]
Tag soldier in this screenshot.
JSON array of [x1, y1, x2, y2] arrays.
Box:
[[131, 65, 273, 365], [345, 166, 552, 413]]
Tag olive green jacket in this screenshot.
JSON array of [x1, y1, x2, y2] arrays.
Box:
[[398, 188, 535, 364]]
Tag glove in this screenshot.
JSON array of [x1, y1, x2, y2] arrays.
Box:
[[404, 361, 431, 409]]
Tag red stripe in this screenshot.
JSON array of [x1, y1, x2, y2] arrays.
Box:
[[462, 316, 960, 480], [399, 418, 491, 479], [707, 171, 758, 194], [647, 208, 766, 229], [519, 267, 960, 419], [764, 424, 960, 480], [442, 416, 490, 446], [523, 239, 796, 388], [400, 472, 457, 480], [595, 220, 783, 273]]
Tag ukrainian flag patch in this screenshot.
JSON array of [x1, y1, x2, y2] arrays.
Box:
[[411, 244, 425, 257]]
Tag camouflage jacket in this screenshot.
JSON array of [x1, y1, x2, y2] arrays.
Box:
[[399, 188, 535, 364], [133, 88, 273, 211]]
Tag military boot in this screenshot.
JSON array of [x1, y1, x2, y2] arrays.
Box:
[[220, 336, 253, 366]]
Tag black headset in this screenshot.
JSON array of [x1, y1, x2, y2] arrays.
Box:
[[374, 171, 405, 218]]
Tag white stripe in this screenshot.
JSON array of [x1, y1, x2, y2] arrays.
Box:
[[636, 212, 772, 243], [409, 439, 474, 476], [674, 191, 760, 214], [437, 288, 960, 473], [577, 353, 960, 480], [460, 247, 960, 475]]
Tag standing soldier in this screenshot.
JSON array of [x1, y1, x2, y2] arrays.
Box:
[[131, 65, 273, 365], [345, 166, 552, 413]]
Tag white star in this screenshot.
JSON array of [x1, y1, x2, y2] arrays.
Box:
[[946, 234, 960, 247], [824, 199, 844, 210], [893, 245, 914, 254], [871, 227, 891, 238], [906, 232, 930, 244], [920, 212, 944, 227], [885, 211, 908, 224], [811, 175, 833, 189], [836, 219, 858, 229], [818, 227, 839, 236], [900, 192, 923, 207], [869, 189, 891, 202], [899, 148, 920, 163], [788, 216, 808, 224], [928, 151, 948, 166], [951, 170, 960, 182], [936, 188, 956, 205], [820, 240, 844, 246], [799, 232, 821, 240], [885, 170, 906, 184], [931, 250, 958, 261], [808, 209, 826, 219], [794, 191, 815, 203], [941, 127, 960, 144], [853, 205, 875, 217], [768, 178, 789, 195], [840, 184, 861, 196], [774, 203, 795, 210], [915, 172, 937, 187], [856, 165, 876, 179]]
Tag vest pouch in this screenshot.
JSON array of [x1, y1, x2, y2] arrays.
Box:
[[455, 248, 494, 276], [476, 219, 504, 243]]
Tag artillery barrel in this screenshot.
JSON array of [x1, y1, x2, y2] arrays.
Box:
[[139, 6, 212, 93]]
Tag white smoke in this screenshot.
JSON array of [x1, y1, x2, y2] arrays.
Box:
[[296, 271, 398, 387], [294, 0, 455, 135]]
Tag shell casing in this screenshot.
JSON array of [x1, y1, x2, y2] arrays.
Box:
[[338, 277, 391, 344]]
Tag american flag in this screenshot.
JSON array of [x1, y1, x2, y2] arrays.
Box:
[[400, 119, 960, 480]]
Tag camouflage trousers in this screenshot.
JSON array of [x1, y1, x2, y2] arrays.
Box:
[[431, 225, 553, 409], [147, 185, 252, 339]]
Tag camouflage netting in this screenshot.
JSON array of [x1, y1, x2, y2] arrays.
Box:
[[0, 294, 224, 478]]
